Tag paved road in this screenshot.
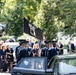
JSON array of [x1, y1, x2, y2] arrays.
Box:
[[0, 73, 11, 75]]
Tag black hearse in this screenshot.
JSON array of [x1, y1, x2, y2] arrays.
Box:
[[11, 54, 76, 75]]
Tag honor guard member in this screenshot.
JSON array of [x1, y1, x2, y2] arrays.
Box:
[[48, 41, 60, 60], [41, 41, 50, 57], [48, 41, 60, 68], [20, 40, 32, 59], [15, 39, 26, 63], [48, 41, 59, 63]]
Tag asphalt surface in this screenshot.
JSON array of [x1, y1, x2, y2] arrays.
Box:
[[0, 73, 11, 75]]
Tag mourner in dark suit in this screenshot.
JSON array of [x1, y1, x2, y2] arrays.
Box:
[[67, 41, 75, 53], [58, 41, 64, 55]]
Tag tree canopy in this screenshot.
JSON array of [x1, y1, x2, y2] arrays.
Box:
[[0, 0, 76, 40], [0, 0, 40, 38], [35, 0, 76, 40], [35, 0, 64, 40]]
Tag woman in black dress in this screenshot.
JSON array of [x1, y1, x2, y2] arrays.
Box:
[[32, 43, 41, 57], [0, 45, 7, 72], [1, 45, 6, 62], [6, 45, 14, 71]]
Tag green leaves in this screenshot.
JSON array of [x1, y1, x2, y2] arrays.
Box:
[[1, 0, 76, 39], [0, 0, 40, 37], [23, 0, 39, 22], [35, 0, 63, 40], [35, 0, 76, 40]]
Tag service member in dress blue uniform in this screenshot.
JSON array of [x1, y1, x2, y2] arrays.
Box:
[[48, 41, 60, 68], [19, 40, 32, 69], [20, 40, 32, 59], [41, 41, 50, 57], [48, 41, 60, 61], [15, 45, 21, 63], [15, 39, 26, 63]]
